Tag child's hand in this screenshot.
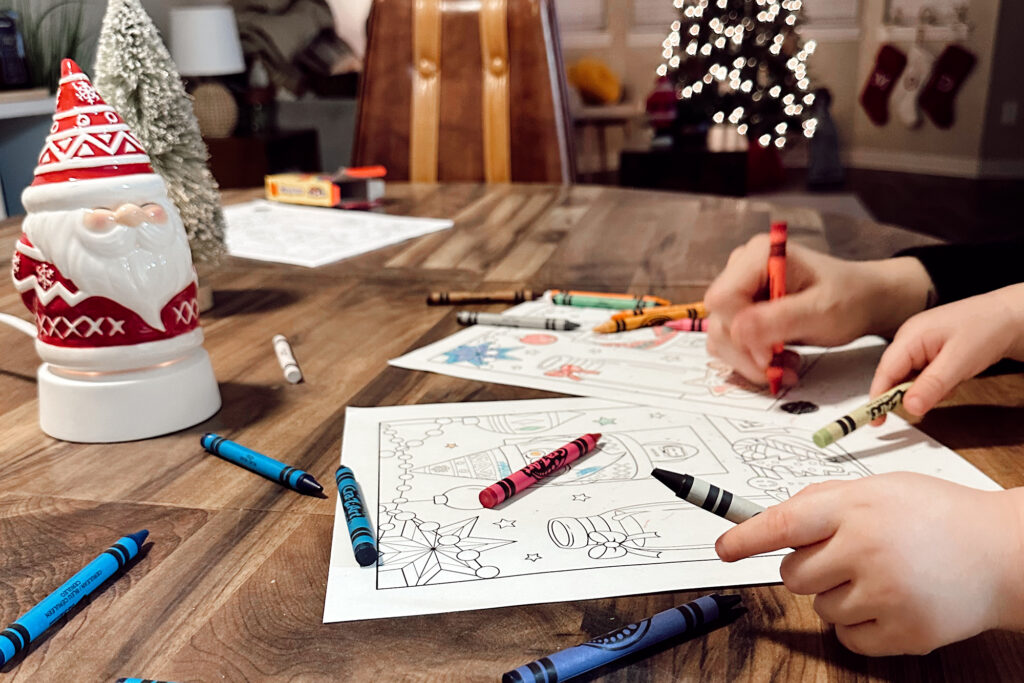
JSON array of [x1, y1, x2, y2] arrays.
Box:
[[705, 235, 933, 386], [870, 283, 1024, 420], [715, 473, 1024, 655]]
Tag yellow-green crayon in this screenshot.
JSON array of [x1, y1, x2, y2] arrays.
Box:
[[812, 381, 914, 447]]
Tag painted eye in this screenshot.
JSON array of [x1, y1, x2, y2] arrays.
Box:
[[83, 209, 116, 232]]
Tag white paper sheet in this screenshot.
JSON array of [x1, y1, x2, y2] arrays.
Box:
[[390, 298, 888, 421], [324, 398, 1000, 622], [223, 199, 453, 267]]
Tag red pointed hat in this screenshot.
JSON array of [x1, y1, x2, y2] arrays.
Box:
[[22, 59, 166, 213]]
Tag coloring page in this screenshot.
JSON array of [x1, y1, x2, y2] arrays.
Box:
[[390, 298, 887, 421], [223, 200, 453, 267], [324, 398, 1000, 622]]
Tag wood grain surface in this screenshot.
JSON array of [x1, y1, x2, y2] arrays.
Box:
[[1, 183, 1022, 681]]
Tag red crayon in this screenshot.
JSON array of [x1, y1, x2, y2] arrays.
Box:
[[479, 433, 601, 508], [766, 221, 787, 395], [665, 318, 709, 332]]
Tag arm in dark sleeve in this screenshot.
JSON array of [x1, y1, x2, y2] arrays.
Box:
[[895, 242, 1024, 305]]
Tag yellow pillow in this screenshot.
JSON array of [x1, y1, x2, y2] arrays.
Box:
[[567, 58, 622, 105]]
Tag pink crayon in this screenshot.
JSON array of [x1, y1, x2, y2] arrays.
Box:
[[665, 318, 709, 332], [478, 433, 602, 508]]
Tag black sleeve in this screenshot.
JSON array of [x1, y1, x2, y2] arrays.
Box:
[[895, 242, 1024, 305]]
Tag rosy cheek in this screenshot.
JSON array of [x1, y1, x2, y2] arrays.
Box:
[[83, 210, 116, 232], [143, 204, 167, 224]]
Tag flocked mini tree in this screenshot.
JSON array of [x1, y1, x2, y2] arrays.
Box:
[[658, 0, 819, 149], [93, 0, 227, 266]]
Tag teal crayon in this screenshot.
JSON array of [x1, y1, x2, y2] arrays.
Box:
[[335, 466, 379, 566], [0, 530, 148, 667], [201, 433, 324, 496]]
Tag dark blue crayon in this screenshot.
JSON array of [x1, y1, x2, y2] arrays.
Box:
[[502, 593, 743, 682], [0, 530, 148, 667], [335, 466, 378, 566], [201, 433, 324, 497]]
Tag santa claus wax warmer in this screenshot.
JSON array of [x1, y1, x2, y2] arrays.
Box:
[[10, 59, 221, 442]]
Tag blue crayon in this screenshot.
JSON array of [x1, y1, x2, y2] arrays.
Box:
[[335, 466, 378, 566], [201, 433, 324, 497], [502, 593, 743, 682], [116, 679, 179, 683], [0, 530, 148, 667]]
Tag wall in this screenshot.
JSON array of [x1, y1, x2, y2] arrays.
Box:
[[847, 0, 1002, 176], [979, 0, 1024, 171]]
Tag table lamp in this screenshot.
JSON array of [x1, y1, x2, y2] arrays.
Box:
[[11, 60, 221, 442], [169, 5, 245, 138]]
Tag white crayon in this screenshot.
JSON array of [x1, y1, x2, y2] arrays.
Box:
[[272, 334, 303, 384]]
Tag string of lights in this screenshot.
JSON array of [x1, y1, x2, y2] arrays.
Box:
[[657, 0, 819, 148]]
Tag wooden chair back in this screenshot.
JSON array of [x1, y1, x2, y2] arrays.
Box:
[[353, 0, 575, 183]]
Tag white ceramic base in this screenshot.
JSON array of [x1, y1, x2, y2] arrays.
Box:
[[37, 348, 221, 443]]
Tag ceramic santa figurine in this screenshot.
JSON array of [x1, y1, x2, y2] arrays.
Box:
[[10, 59, 221, 442]]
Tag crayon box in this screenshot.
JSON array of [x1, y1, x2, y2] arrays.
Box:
[[265, 166, 387, 209]]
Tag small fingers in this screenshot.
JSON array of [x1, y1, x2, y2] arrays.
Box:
[[716, 484, 842, 562], [779, 538, 850, 596], [813, 582, 876, 627]]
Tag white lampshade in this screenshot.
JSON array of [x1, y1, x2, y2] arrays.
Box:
[[169, 6, 245, 77]]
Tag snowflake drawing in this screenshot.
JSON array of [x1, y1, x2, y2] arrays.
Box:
[[73, 80, 101, 104], [377, 514, 513, 587], [35, 263, 55, 289], [441, 343, 519, 367], [11, 252, 20, 276]]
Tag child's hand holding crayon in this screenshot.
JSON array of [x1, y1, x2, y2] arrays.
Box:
[[705, 234, 934, 388], [870, 283, 1024, 421]]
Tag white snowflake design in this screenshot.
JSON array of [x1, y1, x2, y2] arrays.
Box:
[[10, 252, 20, 277], [35, 263, 55, 289], [72, 80, 101, 105]]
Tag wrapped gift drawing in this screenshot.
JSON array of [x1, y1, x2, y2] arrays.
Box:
[[548, 502, 723, 560]]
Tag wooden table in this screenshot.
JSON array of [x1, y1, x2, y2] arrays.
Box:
[[1, 184, 1023, 681]]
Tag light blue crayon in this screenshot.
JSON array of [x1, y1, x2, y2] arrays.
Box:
[[0, 530, 148, 666], [502, 593, 743, 682], [335, 466, 378, 566], [201, 433, 324, 497]]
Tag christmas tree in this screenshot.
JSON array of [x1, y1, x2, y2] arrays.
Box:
[[93, 0, 227, 266], [659, 0, 818, 148]]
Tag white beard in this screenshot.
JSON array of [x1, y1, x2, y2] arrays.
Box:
[[23, 202, 195, 331]]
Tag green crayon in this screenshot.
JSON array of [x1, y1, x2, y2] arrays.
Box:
[[812, 381, 914, 447]]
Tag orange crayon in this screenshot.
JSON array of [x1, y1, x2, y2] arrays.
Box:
[[610, 301, 707, 321], [593, 304, 707, 333], [766, 221, 787, 394]]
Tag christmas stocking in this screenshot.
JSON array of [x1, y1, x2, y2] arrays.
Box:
[[894, 45, 934, 128], [859, 45, 907, 126], [919, 44, 976, 129]]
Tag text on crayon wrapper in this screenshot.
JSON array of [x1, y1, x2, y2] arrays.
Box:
[[341, 486, 367, 522], [868, 388, 907, 420]]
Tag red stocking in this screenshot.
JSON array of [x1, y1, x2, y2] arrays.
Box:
[[919, 44, 976, 129], [859, 45, 906, 126]]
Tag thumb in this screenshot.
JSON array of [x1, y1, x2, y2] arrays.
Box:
[[731, 290, 832, 365]]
